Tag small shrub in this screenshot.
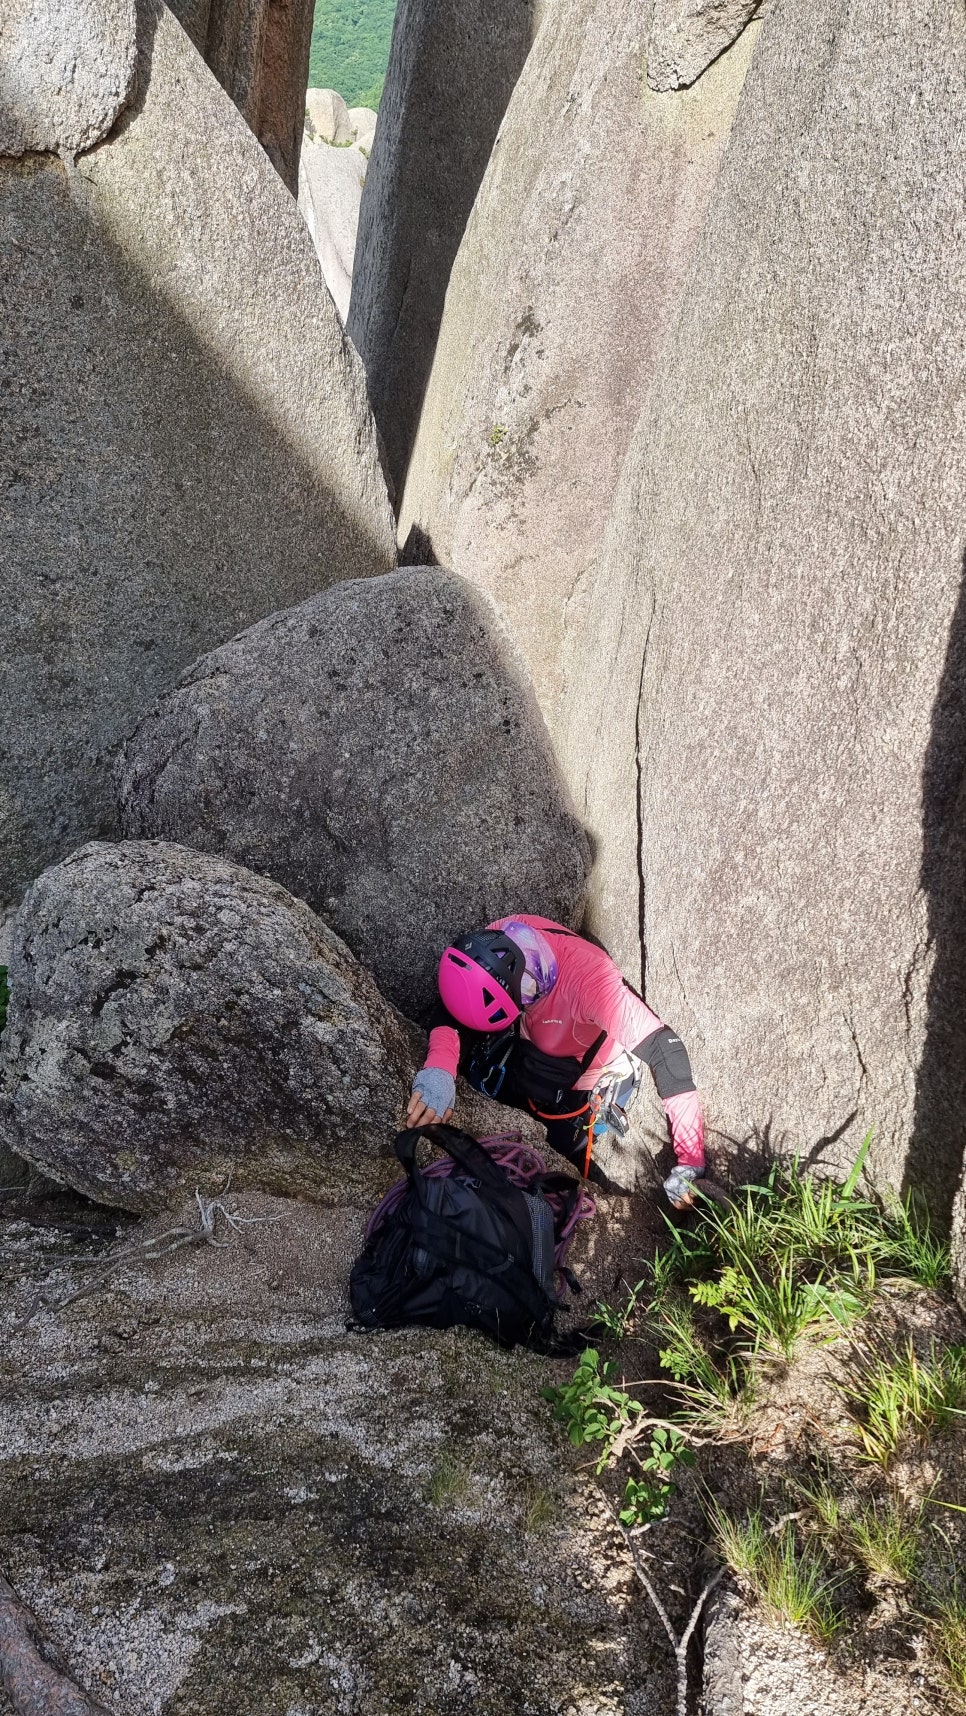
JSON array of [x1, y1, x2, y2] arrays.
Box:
[[843, 1338, 966, 1466], [543, 1348, 693, 1522]]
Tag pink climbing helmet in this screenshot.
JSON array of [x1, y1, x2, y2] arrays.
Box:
[[438, 929, 526, 1031]]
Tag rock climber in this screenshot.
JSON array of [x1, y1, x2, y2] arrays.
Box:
[[404, 916, 705, 1207]]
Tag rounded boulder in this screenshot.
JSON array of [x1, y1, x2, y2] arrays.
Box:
[[0, 842, 414, 1211], [116, 569, 591, 1018]]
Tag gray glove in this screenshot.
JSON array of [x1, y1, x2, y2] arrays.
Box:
[[411, 1066, 456, 1118], [663, 1165, 703, 1207]]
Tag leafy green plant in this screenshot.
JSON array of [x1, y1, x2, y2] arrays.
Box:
[[619, 1426, 695, 1526], [0, 965, 7, 1035], [544, 1348, 693, 1521], [652, 1299, 750, 1430], [544, 1347, 644, 1470], [489, 423, 507, 446], [592, 1277, 646, 1340], [710, 1502, 846, 1645], [843, 1338, 966, 1466]]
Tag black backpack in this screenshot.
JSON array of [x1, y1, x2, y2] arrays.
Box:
[[349, 1124, 585, 1349]]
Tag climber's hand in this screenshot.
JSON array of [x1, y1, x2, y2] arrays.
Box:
[[407, 1068, 456, 1129], [663, 1165, 702, 1210]]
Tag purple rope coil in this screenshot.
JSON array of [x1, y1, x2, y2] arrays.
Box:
[[366, 1131, 596, 1270]]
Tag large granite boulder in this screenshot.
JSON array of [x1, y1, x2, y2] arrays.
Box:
[[0, 0, 395, 919], [0, 842, 414, 1211], [169, 0, 315, 190], [304, 85, 354, 144], [298, 126, 370, 321], [116, 569, 591, 1018], [563, 0, 966, 1217], [347, 0, 535, 495], [398, 0, 760, 731]]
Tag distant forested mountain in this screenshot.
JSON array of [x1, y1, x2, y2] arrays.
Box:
[[309, 0, 397, 108]]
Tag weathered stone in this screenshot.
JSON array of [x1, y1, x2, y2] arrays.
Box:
[[116, 568, 591, 1019], [954, 1180, 966, 1315], [0, 0, 395, 916], [0, 0, 137, 158], [298, 128, 369, 321], [0, 1181, 677, 1714], [347, 0, 535, 495], [304, 84, 353, 144], [564, 0, 966, 1217], [399, 0, 759, 730], [647, 0, 765, 92], [0, 842, 414, 1211], [169, 0, 315, 190], [348, 104, 378, 152]]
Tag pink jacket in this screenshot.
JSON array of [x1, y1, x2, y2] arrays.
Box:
[[423, 914, 705, 1170]]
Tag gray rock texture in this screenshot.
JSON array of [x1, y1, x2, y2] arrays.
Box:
[[298, 126, 370, 321], [0, 0, 136, 156], [398, 0, 759, 731], [169, 0, 315, 190], [304, 84, 353, 144], [647, 0, 765, 92], [348, 104, 378, 152], [0, 842, 414, 1212], [116, 568, 591, 1019], [347, 0, 535, 496], [0, 0, 395, 917], [562, 0, 966, 1216], [0, 1183, 678, 1715]]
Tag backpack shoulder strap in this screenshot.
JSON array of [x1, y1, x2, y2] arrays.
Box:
[[394, 1123, 515, 1194]]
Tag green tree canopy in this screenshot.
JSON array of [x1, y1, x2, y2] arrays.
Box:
[[309, 0, 397, 109]]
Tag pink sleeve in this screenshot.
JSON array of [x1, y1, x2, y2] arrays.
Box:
[[663, 1090, 705, 1170], [590, 966, 665, 1054], [424, 1023, 461, 1079]]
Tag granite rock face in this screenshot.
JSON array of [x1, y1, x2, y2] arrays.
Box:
[[299, 123, 370, 320], [170, 0, 315, 189], [0, 0, 395, 916], [0, 842, 414, 1211], [0, 0, 136, 156], [647, 0, 765, 91], [116, 568, 591, 1019], [304, 84, 354, 144], [399, 0, 759, 731], [565, 0, 966, 1214], [347, 0, 535, 495], [0, 1183, 677, 1716]]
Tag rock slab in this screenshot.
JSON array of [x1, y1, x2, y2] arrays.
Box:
[[399, 0, 759, 740], [0, 842, 414, 1211], [0, 0, 395, 915], [566, 0, 966, 1213], [170, 0, 316, 190], [117, 568, 591, 1019], [347, 0, 535, 495], [647, 0, 765, 92], [299, 122, 371, 321]]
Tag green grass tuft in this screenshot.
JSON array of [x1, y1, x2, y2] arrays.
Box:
[[710, 1500, 846, 1645], [843, 1338, 966, 1466]]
